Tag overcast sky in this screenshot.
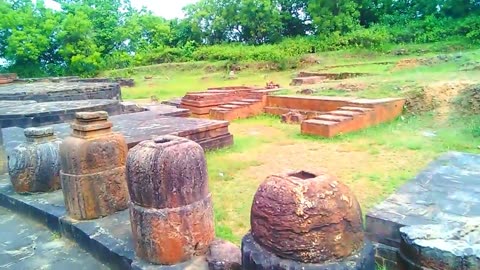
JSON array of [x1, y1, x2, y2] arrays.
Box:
[[42, 0, 199, 19]]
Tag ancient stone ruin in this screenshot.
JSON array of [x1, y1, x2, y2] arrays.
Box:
[[242, 170, 375, 269], [60, 111, 129, 220], [126, 135, 214, 265], [180, 85, 281, 120], [8, 126, 61, 193]]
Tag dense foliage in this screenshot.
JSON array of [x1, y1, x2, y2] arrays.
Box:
[[1, 0, 480, 77]]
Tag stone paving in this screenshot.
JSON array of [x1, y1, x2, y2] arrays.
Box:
[[0, 82, 121, 102], [2, 112, 233, 152], [366, 151, 480, 268], [0, 206, 107, 270], [0, 100, 122, 128]]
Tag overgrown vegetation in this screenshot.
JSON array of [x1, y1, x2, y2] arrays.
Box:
[[1, 0, 480, 77]]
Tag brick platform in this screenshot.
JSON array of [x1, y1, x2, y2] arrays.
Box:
[[0, 100, 123, 128], [0, 81, 122, 102], [2, 111, 233, 152], [180, 86, 280, 120], [366, 152, 480, 269]]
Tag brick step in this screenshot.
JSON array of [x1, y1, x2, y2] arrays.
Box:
[[315, 114, 352, 122], [339, 106, 373, 113], [303, 119, 339, 126], [327, 110, 363, 117], [219, 104, 241, 109], [240, 99, 261, 103], [229, 101, 251, 106]]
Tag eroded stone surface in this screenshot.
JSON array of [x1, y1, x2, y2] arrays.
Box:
[[242, 233, 375, 270], [0, 99, 122, 128], [366, 152, 480, 268], [0, 81, 121, 101], [399, 219, 480, 269], [127, 136, 214, 265], [0, 206, 108, 269], [60, 112, 129, 220], [207, 239, 241, 270], [8, 127, 61, 193], [250, 170, 365, 263]]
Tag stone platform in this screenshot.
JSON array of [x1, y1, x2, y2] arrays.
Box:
[[0, 81, 121, 102], [0, 206, 108, 269], [0, 99, 123, 128], [366, 152, 480, 269], [0, 176, 208, 269], [2, 111, 233, 152]]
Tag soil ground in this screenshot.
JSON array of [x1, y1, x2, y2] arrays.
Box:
[[110, 43, 480, 244]]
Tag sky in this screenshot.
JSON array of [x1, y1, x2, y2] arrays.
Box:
[[42, 0, 199, 19]]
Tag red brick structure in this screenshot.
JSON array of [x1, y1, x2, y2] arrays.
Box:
[[126, 135, 214, 265], [242, 170, 375, 269], [264, 95, 405, 137], [0, 73, 17, 84], [60, 111, 129, 220], [180, 86, 280, 121]]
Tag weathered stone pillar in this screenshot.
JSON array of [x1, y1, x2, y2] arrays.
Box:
[[8, 127, 61, 193], [126, 135, 215, 265], [242, 170, 375, 270], [60, 111, 129, 220]]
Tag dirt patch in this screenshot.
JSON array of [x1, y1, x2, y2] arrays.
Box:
[[392, 58, 420, 71], [423, 81, 475, 118]]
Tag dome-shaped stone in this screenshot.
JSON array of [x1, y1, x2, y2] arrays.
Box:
[[250, 170, 364, 263]]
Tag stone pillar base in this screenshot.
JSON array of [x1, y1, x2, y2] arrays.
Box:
[[129, 195, 215, 265], [241, 233, 376, 270]]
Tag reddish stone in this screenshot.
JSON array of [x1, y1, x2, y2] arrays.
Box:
[[126, 135, 215, 265], [281, 111, 305, 124], [60, 111, 129, 220], [250, 170, 365, 263]]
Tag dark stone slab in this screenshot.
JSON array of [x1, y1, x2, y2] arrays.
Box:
[[143, 104, 190, 117], [0, 206, 108, 270], [366, 152, 480, 268], [0, 100, 123, 128], [0, 100, 37, 108], [161, 98, 182, 108], [2, 112, 233, 153], [241, 233, 375, 270], [398, 220, 480, 270], [0, 81, 121, 102]]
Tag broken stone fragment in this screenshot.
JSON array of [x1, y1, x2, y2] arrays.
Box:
[[8, 126, 62, 193], [126, 135, 215, 265], [60, 111, 129, 220], [398, 220, 480, 270], [206, 239, 241, 270], [281, 111, 305, 124]]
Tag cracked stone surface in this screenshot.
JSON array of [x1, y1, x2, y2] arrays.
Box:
[[366, 152, 480, 247], [0, 206, 107, 270]]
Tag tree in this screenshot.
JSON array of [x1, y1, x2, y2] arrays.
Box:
[[308, 0, 360, 35]]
